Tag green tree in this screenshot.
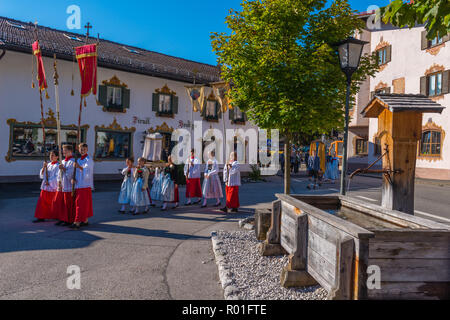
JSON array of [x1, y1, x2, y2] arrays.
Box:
[[211, 0, 378, 194], [378, 0, 450, 39]]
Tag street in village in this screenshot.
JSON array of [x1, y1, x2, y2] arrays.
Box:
[[1, 173, 448, 300]]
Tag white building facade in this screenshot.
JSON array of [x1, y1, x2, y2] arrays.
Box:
[[0, 17, 259, 182], [354, 15, 450, 180]]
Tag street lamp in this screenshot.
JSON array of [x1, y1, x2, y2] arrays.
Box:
[[336, 37, 368, 196]]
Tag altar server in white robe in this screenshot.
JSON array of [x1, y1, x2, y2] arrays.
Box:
[[70, 143, 94, 230], [184, 149, 202, 205], [221, 152, 241, 213], [55, 144, 76, 226], [34, 150, 60, 222], [201, 150, 223, 208]]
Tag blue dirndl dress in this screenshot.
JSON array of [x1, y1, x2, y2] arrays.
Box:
[[150, 168, 163, 201], [130, 170, 150, 207], [118, 168, 134, 204], [160, 172, 175, 202]]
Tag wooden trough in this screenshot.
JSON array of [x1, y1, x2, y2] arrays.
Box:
[[260, 194, 450, 300]]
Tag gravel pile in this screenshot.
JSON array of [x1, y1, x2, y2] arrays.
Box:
[[214, 230, 327, 300]]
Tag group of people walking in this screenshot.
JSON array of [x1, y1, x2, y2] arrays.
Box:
[[33, 143, 94, 230], [118, 149, 241, 214], [33, 147, 241, 226]]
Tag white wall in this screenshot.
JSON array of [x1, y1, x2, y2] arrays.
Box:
[[0, 51, 258, 178], [367, 25, 450, 171]]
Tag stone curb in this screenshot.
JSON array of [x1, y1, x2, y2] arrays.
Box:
[[211, 231, 242, 300]]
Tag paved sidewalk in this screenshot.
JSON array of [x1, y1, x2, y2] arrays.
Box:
[[0, 179, 281, 300]]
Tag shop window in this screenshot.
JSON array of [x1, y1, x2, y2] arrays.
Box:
[[94, 118, 135, 161]]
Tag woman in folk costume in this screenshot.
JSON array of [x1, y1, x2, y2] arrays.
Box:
[[71, 143, 94, 230], [184, 148, 202, 205], [201, 150, 223, 208], [221, 152, 241, 213], [330, 149, 340, 181], [130, 157, 150, 215], [150, 167, 163, 203], [160, 156, 179, 211], [323, 153, 333, 182], [55, 144, 76, 226], [118, 157, 135, 214], [34, 150, 60, 223]]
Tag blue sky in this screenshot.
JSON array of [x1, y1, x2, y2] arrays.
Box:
[[0, 0, 389, 65]]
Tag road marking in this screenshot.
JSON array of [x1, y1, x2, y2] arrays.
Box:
[[356, 195, 378, 203], [328, 188, 339, 192], [415, 210, 450, 223]]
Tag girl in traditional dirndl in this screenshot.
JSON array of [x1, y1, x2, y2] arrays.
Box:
[[118, 157, 135, 214], [330, 150, 340, 181], [201, 150, 223, 208], [150, 167, 163, 202], [130, 157, 150, 215], [161, 156, 179, 211]]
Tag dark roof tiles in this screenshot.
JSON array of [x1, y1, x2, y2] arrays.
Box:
[[0, 16, 220, 84]]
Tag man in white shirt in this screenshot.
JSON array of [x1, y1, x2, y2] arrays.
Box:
[[184, 148, 202, 205], [221, 152, 241, 213], [70, 143, 94, 229]]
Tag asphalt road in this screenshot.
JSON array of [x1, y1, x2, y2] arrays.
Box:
[[0, 174, 449, 300]]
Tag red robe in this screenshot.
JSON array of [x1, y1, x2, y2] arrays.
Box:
[[225, 186, 240, 209]]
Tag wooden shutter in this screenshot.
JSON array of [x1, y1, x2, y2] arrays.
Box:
[[370, 91, 375, 100], [171, 95, 179, 114], [442, 70, 450, 95], [229, 107, 234, 121], [152, 93, 159, 112], [421, 31, 429, 50], [386, 45, 392, 63], [201, 101, 206, 118], [420, 76, 428, 96], [122, 88, 130, 109], [217, 102, 221, 119], [98, 85, 107, 106]]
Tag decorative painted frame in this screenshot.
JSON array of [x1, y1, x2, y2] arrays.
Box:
[[154, 84, 177, 118], [418, 121, 445, 162], [101, 75, 129, 114], [94, 117, 136, 162], [5, 108, 89, 162]]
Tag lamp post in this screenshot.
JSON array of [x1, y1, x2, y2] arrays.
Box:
[[336, 37, 368, 195]]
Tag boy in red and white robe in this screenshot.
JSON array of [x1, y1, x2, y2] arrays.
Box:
[[71, 143, 94, 230], [55, 145, 76, 226], [184, 149, 202, 205], [221, 152, 241, 213], [33, 151, 60, 223]]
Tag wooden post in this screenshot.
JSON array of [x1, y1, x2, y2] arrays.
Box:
[[380, 111, 422, 214], [259, 200, 286, 256], [284, 133, 291, 195], [328, 236, 354, 300]]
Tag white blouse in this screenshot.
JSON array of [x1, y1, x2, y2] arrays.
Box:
[[184, 157, 201, 179], [204, 158, 219, 177], [223, 161, 241, 187], [75, 155, 94, 190], [40, 162, 60, 192], [58, 157, 75, 192]]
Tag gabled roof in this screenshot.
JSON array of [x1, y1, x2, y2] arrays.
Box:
[[0, 16, 220, 84], [362, 93, 445, 118]]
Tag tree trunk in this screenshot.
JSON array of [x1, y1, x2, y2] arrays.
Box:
[[284, 134, 291, 195]]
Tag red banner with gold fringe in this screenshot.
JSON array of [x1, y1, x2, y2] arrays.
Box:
[[32, 41, 48, 95], [75, 44, 98, 98]]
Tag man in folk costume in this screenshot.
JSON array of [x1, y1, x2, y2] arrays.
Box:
[[71, 143, 94, 229], [33, 150, 60, 223], [55, 145, 76, 226], [184, 149, 202, 205], [221, 152, 241, 213]]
